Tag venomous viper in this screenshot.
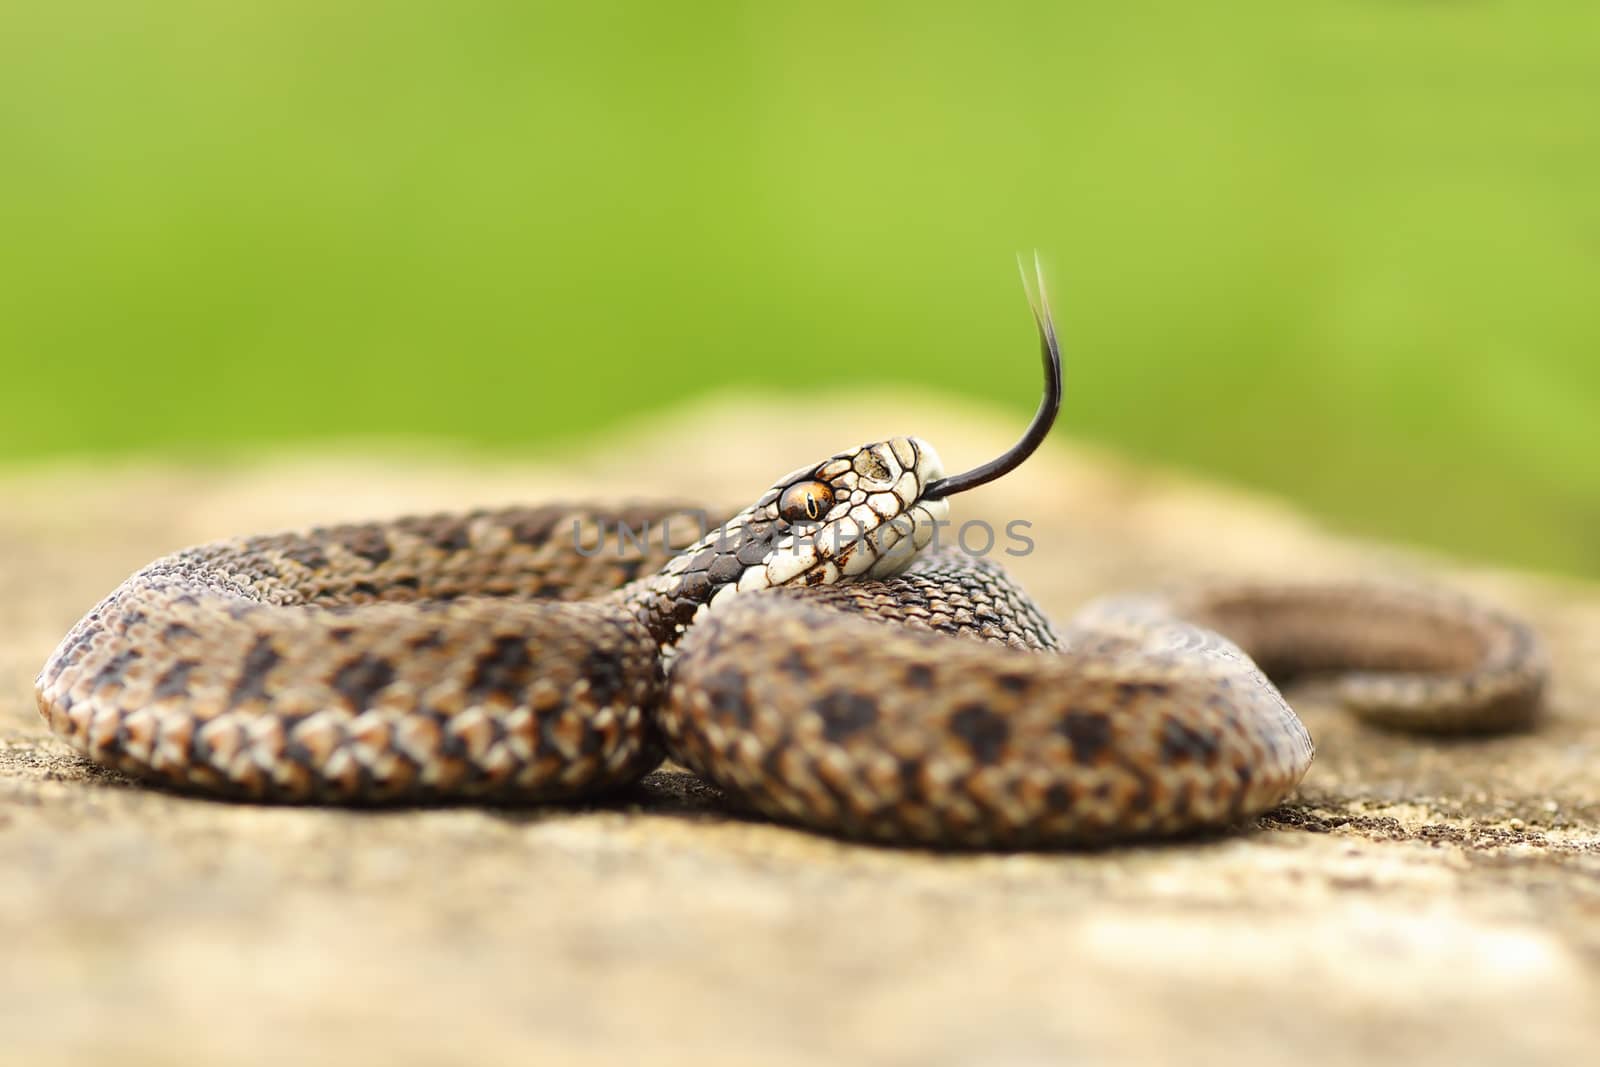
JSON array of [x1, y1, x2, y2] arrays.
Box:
[[34, 267, 1547, 847]]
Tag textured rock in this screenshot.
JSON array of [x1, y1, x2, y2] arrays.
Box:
[[2, 394, 1597, 1066]]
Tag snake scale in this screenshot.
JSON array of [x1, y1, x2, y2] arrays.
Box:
[[33, 268, 1549, 847]]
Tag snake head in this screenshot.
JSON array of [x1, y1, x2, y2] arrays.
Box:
[[753, 435, 951, 586], [653, 437, 950, 628]]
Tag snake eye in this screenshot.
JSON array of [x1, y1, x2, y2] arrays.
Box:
[[779, 480, 834, 524]]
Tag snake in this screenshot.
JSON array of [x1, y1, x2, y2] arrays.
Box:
[[32, 266, 1549, 847]]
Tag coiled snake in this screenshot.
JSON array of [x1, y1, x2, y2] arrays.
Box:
[[33, 267, 1548, 847]]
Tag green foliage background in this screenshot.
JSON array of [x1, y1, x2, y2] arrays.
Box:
[[2, 3, 1596, 576]]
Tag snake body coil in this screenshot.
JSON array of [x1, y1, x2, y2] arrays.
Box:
[[32, 269, 1548, 847]]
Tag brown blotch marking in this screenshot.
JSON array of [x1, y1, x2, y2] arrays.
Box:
[[282, 543, 330, 570], [330, 654, 398, 709], [701, 667, 751, 726], [424, 520, 473, 553], [351, 581, 382, 599], [1115, 681, 1172, 705], [1059, 711, 1112, 766], [1126, 773, 1156, 814], [948, 702, 1009, 764], [408, 631, 447, 652], [340, 526, 393, 567], [1159, 716, 1220, 764], [580, 646, 627, 707], [897, 757, 923, 797], [162, 621, 197, 642], [229, 636, 282, 707], [435, 710, 471, 760], [903, 663, 936, 690], [89, 648, 142, 691], [813, 689, 878, 743], [284, 731, 337, 774], [1172, 778, 1198, 816], [152, 660, 199, 701], [328, 626, 357, 643], [776, 648, 813, 680], [535, 708, 583, 758], [467, 635, 535, 704], [995, 672, 1031, 694], [757, 736, 790, 782], [510, 512, 562, 547]]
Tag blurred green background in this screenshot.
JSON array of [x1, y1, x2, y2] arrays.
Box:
[[2, 2, 1596, 577]]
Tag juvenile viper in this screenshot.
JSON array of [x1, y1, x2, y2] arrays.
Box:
[[33, 272, 1548, 847]]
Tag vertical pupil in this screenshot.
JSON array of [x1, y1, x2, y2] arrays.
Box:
[[781, 481, 831, 523]]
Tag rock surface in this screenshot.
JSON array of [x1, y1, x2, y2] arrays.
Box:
[[3, 394, 1597, 1066]]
